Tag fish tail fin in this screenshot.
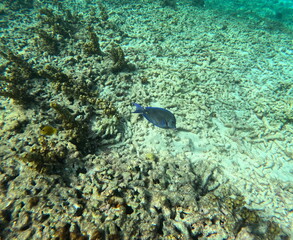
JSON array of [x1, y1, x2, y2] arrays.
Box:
[[52, 127, 58, 135], [133, 103, 144, 113]]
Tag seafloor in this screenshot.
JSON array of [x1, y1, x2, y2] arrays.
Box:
[[0, 0, 292, 239]]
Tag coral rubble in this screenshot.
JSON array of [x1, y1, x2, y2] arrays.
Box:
[[0, 0, 292, 239]]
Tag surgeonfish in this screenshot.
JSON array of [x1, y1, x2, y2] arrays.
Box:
[[133, 103, 176, 129]]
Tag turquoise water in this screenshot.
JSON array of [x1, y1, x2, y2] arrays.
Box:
[[208, 0, 293, 29], [0, 0, 292, 239]]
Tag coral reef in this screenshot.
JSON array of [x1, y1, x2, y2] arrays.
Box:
[[20, 136, 67, 174], [0, 73, 34, 106], [110, 45, 136, 73], [38, 65, 70, 84], [0, 47, 38, 106], [0, 1, 292, 239], [83, 27, 103, 56], [0, 47, 37, 79], [50, 102, 93, 153], [38, 8, 79, 39], [2, 150, 288, 239]]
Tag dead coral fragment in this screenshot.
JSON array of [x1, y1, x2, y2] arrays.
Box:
[[110, 45, 135, 73]]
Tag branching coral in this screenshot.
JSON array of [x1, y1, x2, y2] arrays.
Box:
[[110, 45, 135, 73], [0, 47, 38, 79], [38, 65, 70, 84], [0, 47, 38, 105], [38, 7, 79, 39], [83, 26, 103, 56], [0, 74, 34, 106], [21, 136, 67, 174], [50, 102, 93, 153], [39, 65, 96, 102]]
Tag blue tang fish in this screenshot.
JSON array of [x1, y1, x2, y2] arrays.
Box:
[[133, 103, 176, 129]]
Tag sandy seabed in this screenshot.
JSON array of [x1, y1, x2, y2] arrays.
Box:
[[0, 0, 292, 239]]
